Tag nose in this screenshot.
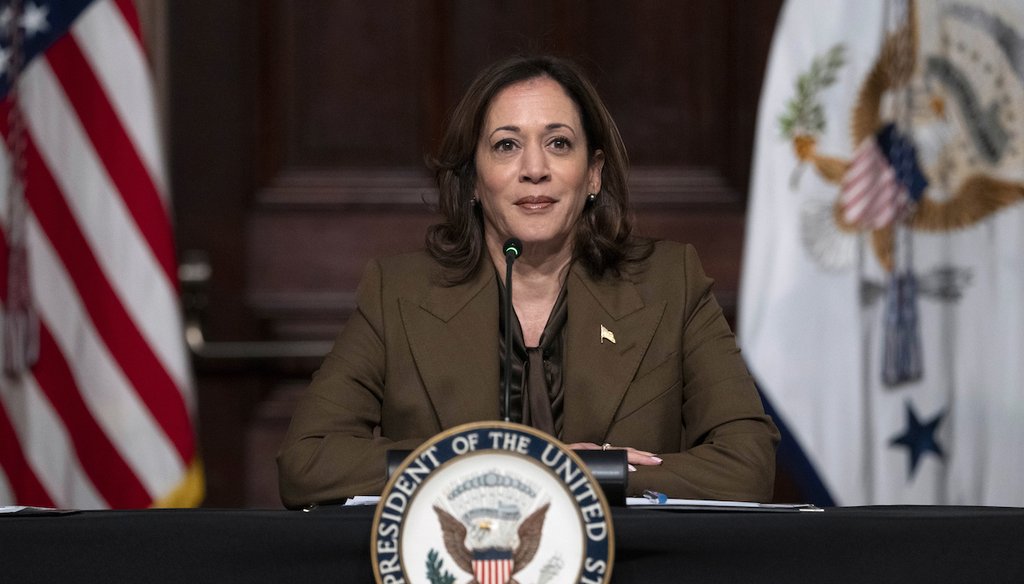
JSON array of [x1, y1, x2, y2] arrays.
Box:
[[519, 143, 550, 184]]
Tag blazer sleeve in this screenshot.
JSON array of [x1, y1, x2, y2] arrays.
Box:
[[276, 260, 425, 508], [627, 244, 780, 502]]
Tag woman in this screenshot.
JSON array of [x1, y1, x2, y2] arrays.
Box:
[[277, 55, 778, 508]]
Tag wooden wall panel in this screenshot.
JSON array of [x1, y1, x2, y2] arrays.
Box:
[[169, 0, 783, 507], [281, 1, 427, 167], [584, 1, 730, 167]]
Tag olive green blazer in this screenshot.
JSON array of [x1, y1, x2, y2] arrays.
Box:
[[277, 241, 778, 508]]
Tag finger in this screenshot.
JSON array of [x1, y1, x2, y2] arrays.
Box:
[[622, 446, 657, 457], [626, 451, 663, 466], [567, 442, 602, 451]]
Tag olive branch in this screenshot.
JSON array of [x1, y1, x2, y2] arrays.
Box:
[[426, 549, 457, 584], [778, 44, 847, 139]]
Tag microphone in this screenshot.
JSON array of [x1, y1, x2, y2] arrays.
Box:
[[502, 238, 522, 422], [503, 238, 522, 261]]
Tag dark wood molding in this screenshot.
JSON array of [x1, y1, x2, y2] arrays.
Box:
[[254, 166, 743, 211]]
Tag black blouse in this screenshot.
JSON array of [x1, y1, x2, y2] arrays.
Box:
[[497, 278, 567, 438]]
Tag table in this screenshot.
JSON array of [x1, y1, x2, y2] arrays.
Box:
[[2, 505, 1022, 583]]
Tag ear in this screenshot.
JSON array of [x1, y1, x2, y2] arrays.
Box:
[[589, 150, 605, 194]]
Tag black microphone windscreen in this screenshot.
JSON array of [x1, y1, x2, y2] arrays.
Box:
[[503, 238, 523, 259]]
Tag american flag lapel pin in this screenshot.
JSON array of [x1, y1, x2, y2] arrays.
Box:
[[600, 324, 616, 344]]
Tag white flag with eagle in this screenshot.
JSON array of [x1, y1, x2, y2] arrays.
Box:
[[740, 0, 1024, 505]]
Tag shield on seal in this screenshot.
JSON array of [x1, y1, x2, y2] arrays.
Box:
[[471, 550, 513, 584]]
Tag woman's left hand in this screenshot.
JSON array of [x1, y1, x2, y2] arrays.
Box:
[[567, 442, 663, 472]]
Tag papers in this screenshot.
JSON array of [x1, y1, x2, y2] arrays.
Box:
[[340, 496, 821, 512], [626, 497, 822, 512], [0, 506, 79, 516], [343, 496, 382, 506], [0, 506, 29, 513]]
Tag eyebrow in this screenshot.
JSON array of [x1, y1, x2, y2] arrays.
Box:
[[488, 123, 577, 139]]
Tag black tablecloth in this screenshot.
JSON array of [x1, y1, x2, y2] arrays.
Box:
[[2, 505, 1023, 583]]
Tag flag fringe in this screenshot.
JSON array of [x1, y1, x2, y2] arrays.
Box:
[[151, 457, 205, 508]]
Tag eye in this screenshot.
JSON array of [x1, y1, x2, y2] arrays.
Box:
[[493, 139, 517, 152], [549, 137, 572, 151]]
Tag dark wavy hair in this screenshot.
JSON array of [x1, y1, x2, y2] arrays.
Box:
[[426, 55, 653, 284]]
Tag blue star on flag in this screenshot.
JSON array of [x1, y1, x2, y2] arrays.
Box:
[[890, 401, 946, 479]]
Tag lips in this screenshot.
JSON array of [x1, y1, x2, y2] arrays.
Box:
[[514, 196, 556, 210]]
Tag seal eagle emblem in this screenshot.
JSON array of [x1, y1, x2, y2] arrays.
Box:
[[371, 422, 613, 584], [433, 489, 549, 584]]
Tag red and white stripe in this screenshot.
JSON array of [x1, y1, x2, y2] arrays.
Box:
[[473, 559, 514, 584], [838, 136, 910, 230], [0, 0, 199, 508]]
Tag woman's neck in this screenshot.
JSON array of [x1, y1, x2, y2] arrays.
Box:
[[487, 236, 572, 346], [487, 236, 572, 291]]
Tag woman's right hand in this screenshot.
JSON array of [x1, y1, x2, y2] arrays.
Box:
[[566, 442, 663, 472]]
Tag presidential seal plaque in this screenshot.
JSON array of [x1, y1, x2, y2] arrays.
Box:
[[371, 421, 614, 584]]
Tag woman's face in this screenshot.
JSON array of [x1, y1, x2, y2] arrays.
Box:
[[474, 76, 603, 257]]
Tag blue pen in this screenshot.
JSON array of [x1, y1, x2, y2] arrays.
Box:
[[642, 489, 668, 504]]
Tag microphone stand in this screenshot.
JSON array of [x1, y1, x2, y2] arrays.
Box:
[[501, 238, 521, 422]]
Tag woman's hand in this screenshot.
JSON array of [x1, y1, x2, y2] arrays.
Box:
[[567, 442, 663, 472]]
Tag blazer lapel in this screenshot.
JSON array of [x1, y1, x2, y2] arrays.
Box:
[[401, 267, 501, 428], [563, 265, 666, 443]]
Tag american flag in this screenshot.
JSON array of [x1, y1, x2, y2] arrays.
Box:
[[0, 0, 200, 508], [838, 135, 908, 230], [838, 123, 926, 231]]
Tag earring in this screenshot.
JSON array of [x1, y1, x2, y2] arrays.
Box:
[[470, 196, 479, 206], [587, 193, 597, 203]]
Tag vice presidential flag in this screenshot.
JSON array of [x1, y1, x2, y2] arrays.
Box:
[[0, 0, 201, 508], [740, 0, 1024, 506]]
